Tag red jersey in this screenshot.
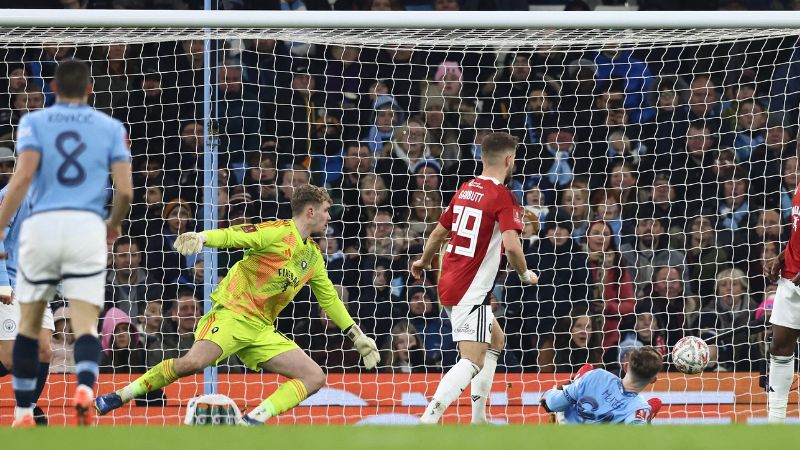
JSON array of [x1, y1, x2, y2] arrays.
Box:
[[437, 176, 523, 306], [783, 185, 800, 279]]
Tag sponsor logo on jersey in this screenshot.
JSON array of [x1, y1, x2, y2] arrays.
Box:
[[454, 323, 476, 336], [242, 225, 257, 233], [635, 408, 648, 422], [17, 126, 32, 139]]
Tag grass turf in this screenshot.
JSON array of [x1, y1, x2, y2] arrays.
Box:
[[0, 425, 795, 450]]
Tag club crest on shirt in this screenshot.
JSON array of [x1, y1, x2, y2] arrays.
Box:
[[301, 260, 308, 270], [2, 319, 15, 333], [241, 225, 257, 233]]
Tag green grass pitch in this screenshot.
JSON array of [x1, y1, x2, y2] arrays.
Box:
[[0, 425, 794, 450]]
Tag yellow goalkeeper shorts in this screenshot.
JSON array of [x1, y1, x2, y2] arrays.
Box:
[[195, 305, 299, 371]]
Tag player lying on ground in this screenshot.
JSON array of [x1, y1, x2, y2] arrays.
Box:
[[541, 347, 663, 425], [0, 59, 133, 427], [411, 132, 538, 424], [0, 155, 54, 425], [96, 185, 379, 424]]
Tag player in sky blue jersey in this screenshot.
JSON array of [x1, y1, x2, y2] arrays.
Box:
[[0, 60, 133, 427], [541, 347, 664, 425], [0, 182, 55, 426]]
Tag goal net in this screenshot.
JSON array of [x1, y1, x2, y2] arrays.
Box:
[[0, 10, 797, 425]]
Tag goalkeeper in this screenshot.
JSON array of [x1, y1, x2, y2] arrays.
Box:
[[95, 185, 379, 424]]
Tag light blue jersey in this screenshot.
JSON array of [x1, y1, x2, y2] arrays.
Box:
[[0, 186, 32, 288], [542, 369, 651, 425], [15, 102, 130, 218]]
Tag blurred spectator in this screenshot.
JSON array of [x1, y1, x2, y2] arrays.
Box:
[[669, 121, 720, 218], [506, 212, 591, 366], [89, 43, 138, 118], [618, 301, 668, 365], [380, 320, 426, 373], [137, 300, 168, 356], [146, 199, 196, 284], [316, 226, 346, 285], [397, 285, 457, 370], [365, 94, 404, 153], [240, 38, 292, 135], [644, 266, 700, 347], [351, 257, 395, 345], [537, 306, 603, 373], [375, 117, 429, 196], [0, 144, 15, 188], [699, 267, 764, 371], [407, 190, 443, 247], [217, 62, 261, 165], [245, 151, 280, 220], [148, 288, 200, 367], [127, 67, 180, 158], [105, 236, 160, 320], [100, 307, 146, 373], [330, 142, 373, 211], [584, 220, 636, 361], [297, 295, 361, 373], [50, 306, 75, 374], [686, 74, 734, 145], [731, 99, 767, 162], [593, 50, 655, 124], [341, 173, 390, 244], [536, 128, 575, 189], [684, 216, 730, 302], [276, 165, 311, 219], [559, 180, 591, 240], [619, 215, 687, 296], [646, 174, 688, 235], [275, 61, 327, 165]]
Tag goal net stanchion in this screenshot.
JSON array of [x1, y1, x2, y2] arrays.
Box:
[[1, 9, 799, 425]]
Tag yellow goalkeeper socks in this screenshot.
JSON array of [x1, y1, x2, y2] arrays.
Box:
[[247, 379, 308, 423], [117, 359, 179, 403]]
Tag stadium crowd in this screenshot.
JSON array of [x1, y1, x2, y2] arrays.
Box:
[[2, 0, 800, 380]]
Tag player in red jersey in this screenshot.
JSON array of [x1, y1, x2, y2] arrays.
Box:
[[411, 132, 538, 424], [765, 188, 800, 422]]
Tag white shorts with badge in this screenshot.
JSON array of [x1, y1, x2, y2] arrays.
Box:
[[0, 301, 55, 340], [16, 210, 106, 308], [770, 277, 800, 330], [444, 304, 493, 344]]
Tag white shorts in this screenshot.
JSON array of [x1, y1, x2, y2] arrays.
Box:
[[771, 277, 800, 330], [444, 304, 493, 344], [0, 301, 55, 340], [16, 210, 106, 308]]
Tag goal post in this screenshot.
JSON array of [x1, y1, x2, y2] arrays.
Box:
[[0, 9, 799, 425]]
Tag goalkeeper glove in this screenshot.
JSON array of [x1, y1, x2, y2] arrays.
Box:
[[520, 269, 538, 285], [346, 324, 380, 370], [174, 232, 206, 256]]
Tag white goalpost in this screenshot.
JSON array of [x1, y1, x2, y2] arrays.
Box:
[[0, 9, 799, 425]]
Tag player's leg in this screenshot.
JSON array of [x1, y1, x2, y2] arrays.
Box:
[[767, 278, 800, 423], [242, 348, 326, 424], [471, 318, 504, 424], [32, 324, 54, 425], [768, 324, 800, 423], [420, 304, 491, 424], [68, 299, 103, 425], [99, 338, 224, 414], [11, 300, 47, 426], [0, 340, 12, 377]]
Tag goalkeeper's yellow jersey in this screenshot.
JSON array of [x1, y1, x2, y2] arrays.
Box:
[[200, 220, 354, 330]]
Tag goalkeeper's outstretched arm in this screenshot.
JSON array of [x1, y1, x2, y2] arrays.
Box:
[[309, 259, 379, 369], [175, 224, 276, 255]]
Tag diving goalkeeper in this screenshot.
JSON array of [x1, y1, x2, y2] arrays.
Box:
[[95, 185, 379, 424]]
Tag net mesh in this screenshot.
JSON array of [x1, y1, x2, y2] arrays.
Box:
[[0, 24, 796, 425]]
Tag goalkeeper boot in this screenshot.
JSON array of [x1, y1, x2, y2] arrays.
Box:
[[33, 406, 48, 426], [95, 392, 124, 416], [74, 385, 95, 426]]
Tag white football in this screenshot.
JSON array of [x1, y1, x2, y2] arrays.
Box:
[[671, 336, 710, 374]]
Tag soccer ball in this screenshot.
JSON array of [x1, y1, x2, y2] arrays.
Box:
[[671, 336, 710, 374]]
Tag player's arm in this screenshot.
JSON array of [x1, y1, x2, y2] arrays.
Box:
[[309, 257, 379, 369], [0, 238, 11, 305], [107, 160, 133, 241], [0, 151, 39, 237], [498, 201, 537, 285], [175, 224, 276, 255], [541, 374, 584, 413], [765, 248, 785, 282], [411, 223, 450, 279]]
